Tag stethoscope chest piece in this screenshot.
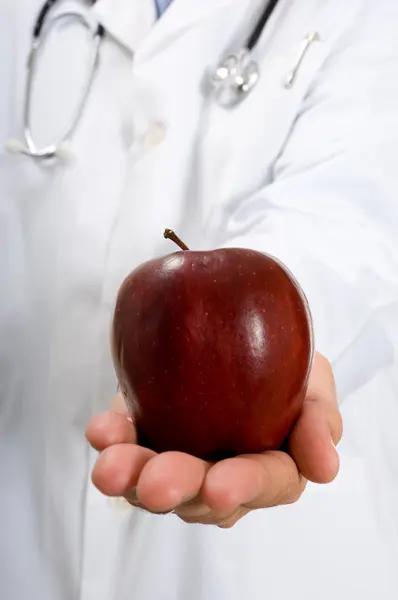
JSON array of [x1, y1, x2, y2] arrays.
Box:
[[211, 50, 260, 108]]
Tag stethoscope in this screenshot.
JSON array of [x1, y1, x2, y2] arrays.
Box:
[[5, 0, 318, 162]]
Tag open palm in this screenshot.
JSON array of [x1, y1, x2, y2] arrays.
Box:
[[86, 352, 342, 528]]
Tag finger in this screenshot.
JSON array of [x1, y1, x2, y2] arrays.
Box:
[[92, 444, 155, 496], [244, 452, 307, 508], [203, 452, 305, 512], [86, 411, 137, 451], [202, 457, 267, 512], [136, 452, 210, 514]]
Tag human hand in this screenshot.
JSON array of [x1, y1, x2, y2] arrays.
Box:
[[86, 352, 342, 528]]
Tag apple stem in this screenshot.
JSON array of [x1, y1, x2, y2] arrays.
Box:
[[164, 229, 190, 251]]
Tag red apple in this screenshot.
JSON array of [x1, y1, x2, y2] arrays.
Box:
[[111, 230, 314, 461]]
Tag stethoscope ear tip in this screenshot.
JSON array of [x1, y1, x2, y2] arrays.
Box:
[[4, 139, 26, 155], [55, 142, 76, 163]]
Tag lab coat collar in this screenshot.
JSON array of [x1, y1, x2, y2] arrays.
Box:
[[92, 0, 241, 55], [92, 0, 156, 53]]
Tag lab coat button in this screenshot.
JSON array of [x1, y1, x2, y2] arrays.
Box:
[[143, 121, 167, 149]]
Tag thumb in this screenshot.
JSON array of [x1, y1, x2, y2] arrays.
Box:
[[288, 353, 343, 484]]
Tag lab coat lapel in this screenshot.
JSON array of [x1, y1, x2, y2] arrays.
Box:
[[92, 0, 156, 52], [135, 0, 242, 61]]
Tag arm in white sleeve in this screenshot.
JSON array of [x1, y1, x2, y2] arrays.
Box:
[[216, 7, 398, 401]]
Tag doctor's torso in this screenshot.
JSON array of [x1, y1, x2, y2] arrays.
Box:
[[1, 1, 398, 600]]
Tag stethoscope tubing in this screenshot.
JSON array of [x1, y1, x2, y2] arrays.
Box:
[[6, 0, 280, 161]]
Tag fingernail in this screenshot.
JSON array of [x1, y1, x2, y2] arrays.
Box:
[[128, 485, 138, 502], [125, 486, 139, 505]]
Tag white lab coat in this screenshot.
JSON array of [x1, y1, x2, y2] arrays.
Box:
[[1, 0, 398, 599]]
